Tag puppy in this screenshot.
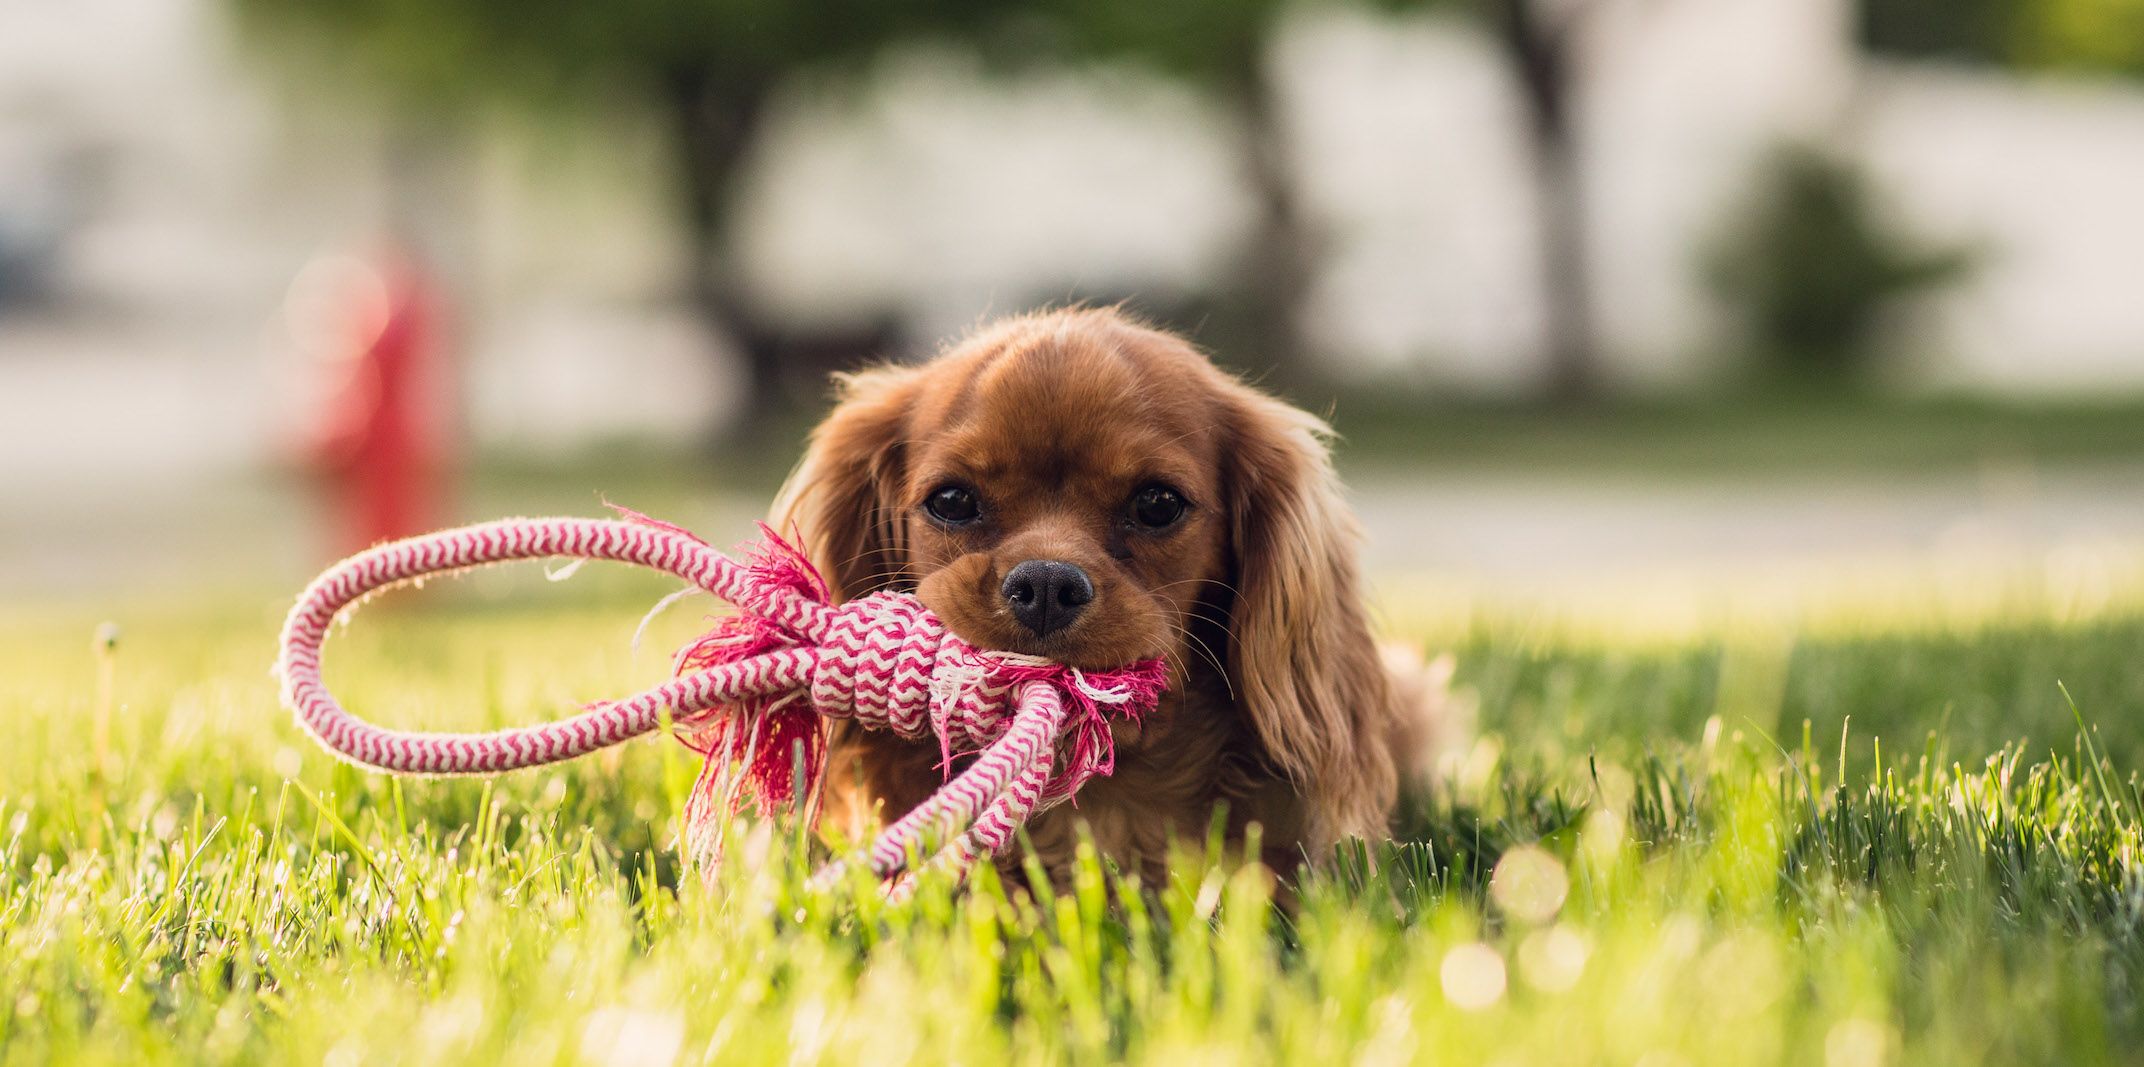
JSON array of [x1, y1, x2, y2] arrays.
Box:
[[771, 307, 1431, 884]]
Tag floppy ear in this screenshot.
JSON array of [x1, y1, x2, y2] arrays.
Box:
[[769, 366, 919, 599], [1223, 387, 1400, 847]]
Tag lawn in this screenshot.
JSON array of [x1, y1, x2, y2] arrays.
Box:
[[5, 566, 2144, 1066], [465, 393, 2144, 499]]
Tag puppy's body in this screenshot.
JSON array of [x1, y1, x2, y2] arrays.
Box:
[[773, 308, 1412, 883]]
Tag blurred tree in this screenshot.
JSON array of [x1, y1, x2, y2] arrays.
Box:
[[1481, 0, 1603, 404], [1862, 0, 2144, 72], [1047, 0, 1614, 401], [1859, 0, 2028, 64], [237, 0, 1648, 411], [234, 0, 1354, 410], [1359, 0, 1608, 402], [231, 0, 983, 429], [1023, 0, 1314, 388], [1706, 145, 1975, 384]]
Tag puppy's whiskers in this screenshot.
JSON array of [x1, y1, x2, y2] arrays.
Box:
[[1166, 620, 1235, 700]]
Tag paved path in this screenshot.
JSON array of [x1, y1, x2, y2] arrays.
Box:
[[1353, 463, 2144, 586]]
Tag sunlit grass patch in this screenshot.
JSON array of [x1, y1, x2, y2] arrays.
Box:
[[4, 577, 2144, 1065]]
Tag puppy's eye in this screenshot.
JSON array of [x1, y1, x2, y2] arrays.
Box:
[[1129, 485, 1188, 529], [924, 484, 982, 526]]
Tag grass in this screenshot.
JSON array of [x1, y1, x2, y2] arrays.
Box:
[[1324, 392, 2144, 478], [453, 392, 2144, 506], [6, 569, 2144, 1065]]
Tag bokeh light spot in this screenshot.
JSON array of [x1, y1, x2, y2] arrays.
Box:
[[1490, 845, 1569, 924], [1440, 942, 1507, 1012], [1517, 924, 1588, 993]]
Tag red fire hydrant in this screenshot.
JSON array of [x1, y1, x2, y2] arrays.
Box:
[[299, 248, 455, 555]]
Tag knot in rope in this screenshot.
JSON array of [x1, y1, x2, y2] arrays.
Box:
[[671, 532, 1164, 818]]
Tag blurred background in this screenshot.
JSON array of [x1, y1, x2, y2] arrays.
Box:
[[6, 0, 2144, 623]]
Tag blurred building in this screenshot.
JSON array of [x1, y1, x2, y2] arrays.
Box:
[[5, 0, 2144, 496]]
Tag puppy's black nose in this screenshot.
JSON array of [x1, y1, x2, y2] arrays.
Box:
[[1000, 560, 1094, 636]]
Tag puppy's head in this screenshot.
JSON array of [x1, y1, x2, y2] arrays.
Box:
[[774, 308, 1396, 837]]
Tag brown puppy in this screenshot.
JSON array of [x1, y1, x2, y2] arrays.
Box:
[[772, 307, 1417, 883]]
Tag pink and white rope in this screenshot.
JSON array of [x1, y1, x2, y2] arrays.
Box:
[[274, 515, 1165, 891]]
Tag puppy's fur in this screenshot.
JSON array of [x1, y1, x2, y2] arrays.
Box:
[[772, 307, 1424, 882]]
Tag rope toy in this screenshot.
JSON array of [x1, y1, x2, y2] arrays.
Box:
[[274, 511, 1168, 896]]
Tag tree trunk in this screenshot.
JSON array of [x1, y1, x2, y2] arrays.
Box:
[[1234, 65, 1318, 394], [1528, 120, 1599, 403], [1497, 0, 1602, 404], [664, 65, 790, 435]]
